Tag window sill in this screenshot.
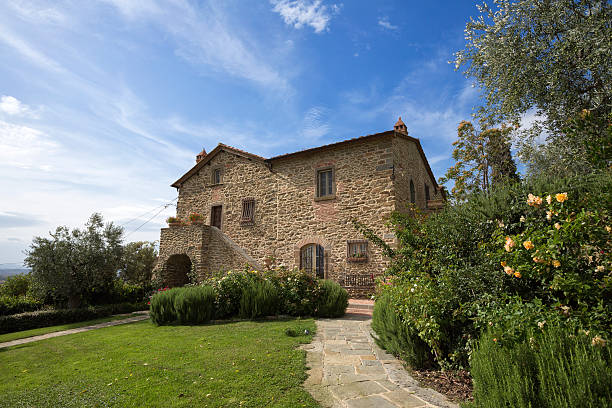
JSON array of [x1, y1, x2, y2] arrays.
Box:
[[240, 220, 254, 226], [314, 194, 336, 202], [206, 183, 224, 187], [347, 257, 368, 263]]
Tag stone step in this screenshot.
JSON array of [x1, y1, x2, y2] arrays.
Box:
[[348, 299, 375, 310]]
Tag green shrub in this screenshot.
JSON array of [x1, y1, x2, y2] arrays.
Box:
[[0, 273, 31, 297], [0, 295, 44, 316], [239, 279, 280, 319], [0, 302, 146, 334], [273, 269, 320, 316], [371, 292, 434, 369], [174, 286, 215, 324], [149, 288, 180, 325], [468, 326, 612, 408], [315, 280, 348, 318], [208, 271, 256, 318]]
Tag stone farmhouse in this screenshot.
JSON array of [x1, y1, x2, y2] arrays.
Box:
[[155, 118, 444, 296]]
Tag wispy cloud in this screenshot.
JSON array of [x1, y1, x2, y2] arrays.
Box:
[[0, 96, 33, 117], [104, 0, 289, 91], [301, 106, 330, 141], [0, 23, 66, 74], [378, 17, 398, 31], [271, 0, 339, 33]]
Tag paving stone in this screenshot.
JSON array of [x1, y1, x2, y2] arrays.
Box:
[[329, 380, 387, 400], [338, 373, 387, 384], [382, 390, 429, 407], [346, 395, 398, 408]]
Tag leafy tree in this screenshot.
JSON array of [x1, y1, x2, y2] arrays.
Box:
[[439, 121, 519, 200], [119, 241, 158, 285], [455, 0, 612, 173], [25, 213, 123, 308]]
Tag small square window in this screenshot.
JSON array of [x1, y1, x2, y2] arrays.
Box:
[[241, 198, 255, 224], [347, 240, 368, 262], [212, 167, 222, 184], [316, 168, 334, 198]]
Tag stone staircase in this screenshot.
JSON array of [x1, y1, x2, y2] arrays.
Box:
[[346, 299, 374, 316]]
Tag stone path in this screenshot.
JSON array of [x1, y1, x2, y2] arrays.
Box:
[[301, 314, 458, 408], [0, 311, 149, 349]]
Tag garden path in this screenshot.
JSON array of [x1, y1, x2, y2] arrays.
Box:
[[0, 311, 149, 349], [301, 313, 458, 408]]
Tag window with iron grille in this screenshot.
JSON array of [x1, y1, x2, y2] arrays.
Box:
[[212, 167, 222, 184], [300, 244, 325, 278], [316, 168, 334, 198], [347, 240, 368, 262], [241, 198, 255, 224]]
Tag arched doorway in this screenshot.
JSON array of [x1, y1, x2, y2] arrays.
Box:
[[164, 254, 192, 287], [300, 244, 325, 279]]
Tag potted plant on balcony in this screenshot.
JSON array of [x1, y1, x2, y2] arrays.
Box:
[[348, 252, 368, 263], [189, 212, 204, 225], [166, 216, 183, 227]]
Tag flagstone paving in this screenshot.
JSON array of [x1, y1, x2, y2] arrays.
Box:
[[301, 314, 458, 408]]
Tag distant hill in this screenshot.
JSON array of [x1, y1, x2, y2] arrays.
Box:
[[0, 265, 30, 282]]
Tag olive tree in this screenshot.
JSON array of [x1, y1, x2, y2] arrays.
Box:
[[25, 213, 123, 308], [455, 0, 612, 175], [119, 241, 157, 285]]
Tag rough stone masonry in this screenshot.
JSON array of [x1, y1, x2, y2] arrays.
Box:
[[155, 118, 444, 297]]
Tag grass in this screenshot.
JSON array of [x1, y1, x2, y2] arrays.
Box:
[[0, 313, 144, 343], [0, 318, 318, 407]]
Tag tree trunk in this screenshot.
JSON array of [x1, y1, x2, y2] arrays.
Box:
[[68, 294, 81, 309]]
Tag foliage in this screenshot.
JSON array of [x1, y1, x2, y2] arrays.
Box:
[[439, 121, 519, 200], [371, 292, 434, 369], [25, 213, 124, 308], [369, 171, 611, 368], [0, 294, 44, 316], [455, 0, 612, 136], [0, 273, 31, 297], [207, 269, 256, 318], [273, 268, 320, 316], [106, 279, 152, 304], [149, 287, 179, 325], [174, 286, 215, 324], [119, 241, 157, 286], [0, 319, 318, 407], [188, 212, 204, 222], [467, 326, 612, 408], [0, 302, 146, 335], [166, 216, 181, 225], [315, 280, 348, 318], [239, 279, 280, 319]]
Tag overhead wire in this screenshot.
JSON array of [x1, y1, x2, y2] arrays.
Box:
[[123, 197, 178, 239]]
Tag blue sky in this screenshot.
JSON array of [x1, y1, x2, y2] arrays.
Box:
[[0, 0, 484, 265]]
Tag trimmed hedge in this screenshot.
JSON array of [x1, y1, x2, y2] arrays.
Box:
[[0, 295, 44, 316], [0, 302, 147, 334], [239, 280, 281, 319], [175, 286, 215, 324]]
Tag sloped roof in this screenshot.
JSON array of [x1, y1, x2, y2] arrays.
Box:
[[171, 130, 441, 191]]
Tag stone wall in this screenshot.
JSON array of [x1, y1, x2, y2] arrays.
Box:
[[158, 130, 442, 296]]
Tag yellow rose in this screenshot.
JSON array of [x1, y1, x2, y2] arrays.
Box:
[[555, 192, 568, 203], [546, 211, 553, 220], [552, 260, 561, 268], [527, 194, 543, 207], [546, 195, 552, 204], [554, 223, 561, 230], [514, 271, 522, 278], [523, 240, 534, 250], [504, 265, 514, 275], [501, 261, 507, 267]]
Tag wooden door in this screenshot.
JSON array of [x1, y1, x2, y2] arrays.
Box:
[[211, 205, 222, 229]]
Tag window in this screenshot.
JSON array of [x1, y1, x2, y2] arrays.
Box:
[[212, 167, 222, 184], [300, 244, 325, 278], [316, 168, 334, 198], [241, 198, 255, 224], [410, 180, 416, 204], [347, 240, 368, 262], [425, 184, 430, 202]]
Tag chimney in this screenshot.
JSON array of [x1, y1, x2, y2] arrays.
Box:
[[196, 148, 207, 163], [394, 117, 407, 134]]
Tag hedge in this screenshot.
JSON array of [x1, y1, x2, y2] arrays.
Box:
[[0, 302, 148, 334]]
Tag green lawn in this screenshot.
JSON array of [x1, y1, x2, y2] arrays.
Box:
[[0, 313, 144, 343], [0, 318, 319, 408]]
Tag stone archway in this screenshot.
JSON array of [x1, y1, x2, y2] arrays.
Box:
[[163, 254, 192, 287]]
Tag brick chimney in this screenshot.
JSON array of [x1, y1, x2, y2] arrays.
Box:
[[394, 117, 407, 134], [196, 148, 207, 163]]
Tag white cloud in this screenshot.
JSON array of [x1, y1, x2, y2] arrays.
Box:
[[301, 106, 329, 140], [378, 17, 398, 31], [271, 0, 339, 33], [0, 96, 31, 116], [104, 0, 288, 91], [0, 24, 66, 74], [0, 120, 59, 169]]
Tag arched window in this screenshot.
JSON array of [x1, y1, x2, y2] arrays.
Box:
[[300, 244, 325, 279], [410, 180, 416, 204]]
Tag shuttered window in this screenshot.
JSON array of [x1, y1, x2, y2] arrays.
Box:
[[316, 168, 334, 197], [347, 240, 368, 262]]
